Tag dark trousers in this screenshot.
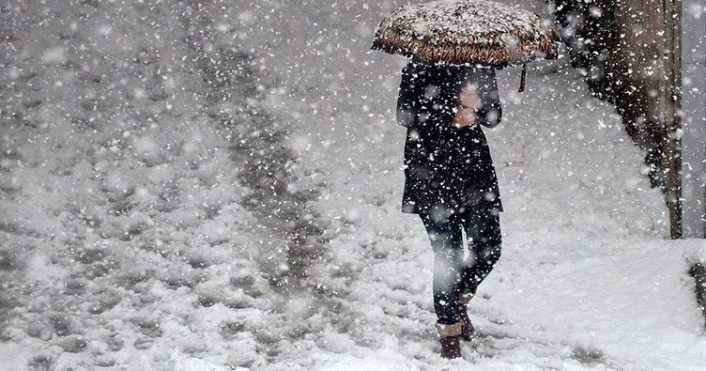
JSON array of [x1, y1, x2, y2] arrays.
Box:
[[420, 209, 501, 325]]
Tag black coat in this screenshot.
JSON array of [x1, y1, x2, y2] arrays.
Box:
[[397, 62, 503, 216]]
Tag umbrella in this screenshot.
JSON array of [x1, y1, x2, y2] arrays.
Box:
[[371, 0, 560, 91]]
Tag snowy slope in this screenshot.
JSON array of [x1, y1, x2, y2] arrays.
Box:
[[1, 0, 704, 370]]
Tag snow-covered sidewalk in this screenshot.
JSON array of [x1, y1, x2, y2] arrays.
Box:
[[1, 0, 704, 370], [275, 58, 706, 369], [253, 0, 706, 368]]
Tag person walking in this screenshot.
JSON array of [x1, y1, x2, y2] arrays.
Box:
[[396, 60, 503, 358], [372, 0, 558, 359]]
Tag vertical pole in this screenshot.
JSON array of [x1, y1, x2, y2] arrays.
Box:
[[680, 0, 706, 238], [663, 0, 682, 239]]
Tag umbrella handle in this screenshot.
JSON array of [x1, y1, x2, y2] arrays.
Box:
[[518, 63, 526, 93]]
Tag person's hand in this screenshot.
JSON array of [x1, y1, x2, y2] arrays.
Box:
[[452, 86, 482, 128], [451, 107, 476, 128], [460, 86, 482, 111]]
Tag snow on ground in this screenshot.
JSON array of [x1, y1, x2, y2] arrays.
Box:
[[0, 1, 324, 369], [278, 60, 706, 370], [1, 0, 705, 370]]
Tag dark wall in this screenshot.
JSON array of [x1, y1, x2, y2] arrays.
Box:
[[550, 0, 668, 191]]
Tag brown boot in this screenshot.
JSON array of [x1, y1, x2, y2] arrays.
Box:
[[459, 293, 475, 341], [436, 322, 463, 359]]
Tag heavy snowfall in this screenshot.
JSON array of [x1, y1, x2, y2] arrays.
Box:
[[0, 0, 704, 370]]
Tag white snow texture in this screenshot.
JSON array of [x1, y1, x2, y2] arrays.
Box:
[[379, 0, 545, 42], [0, 0, 704, 370]]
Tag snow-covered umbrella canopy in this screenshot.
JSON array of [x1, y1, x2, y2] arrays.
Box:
[[371, 0, 559, 67]]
